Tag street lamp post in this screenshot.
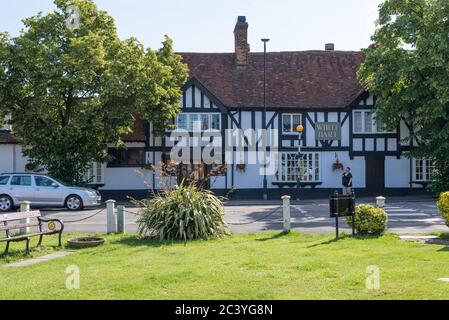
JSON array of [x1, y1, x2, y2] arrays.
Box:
[[261, 38, 270, 200], [296, 124, 304, 201]]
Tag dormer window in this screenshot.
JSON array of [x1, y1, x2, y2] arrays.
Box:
[[175, 113, 221, 132]]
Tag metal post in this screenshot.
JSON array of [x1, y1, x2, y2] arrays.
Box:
[[336, 216, 339, 239], [106, 199, 116, 234], [117, 205, 126, 234], [281, 195, 291, 232], [262, 38, 270, 200], [19, 201, 31, 235], [297, 132, 302, 200]]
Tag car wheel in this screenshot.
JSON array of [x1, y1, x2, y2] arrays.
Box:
[[0, 195, 13, 212], [65, 195, 83, 211]]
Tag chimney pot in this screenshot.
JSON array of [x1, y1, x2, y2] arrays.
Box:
[[234, 16, 249, 67], [325, 43, 335, 51]]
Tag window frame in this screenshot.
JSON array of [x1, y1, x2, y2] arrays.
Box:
[[413, 158, 435, 182], [107, 148, 146, 168], [282, 113, 302, 135], [275, 152, 321, 183], [352, 110, 394, 134], [10, 175, 33, 186], [175, 112, 221, 132], [85, 162, 105, 184]]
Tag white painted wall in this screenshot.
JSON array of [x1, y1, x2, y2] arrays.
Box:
[[0, 144, 29, 173], [385, 156, 410, 188], [319, 152, 365, 188]]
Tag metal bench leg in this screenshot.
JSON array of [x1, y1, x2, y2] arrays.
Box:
[[37, 235, 43, 246], [25, 238, 30, 255], [58, 232, 62, 247], [4, 241, 10, 254]]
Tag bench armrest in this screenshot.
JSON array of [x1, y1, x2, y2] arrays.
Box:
[[38, 217, 64, 232]]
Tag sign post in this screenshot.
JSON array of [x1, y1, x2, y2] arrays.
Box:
[[329, 191, 356, 239]]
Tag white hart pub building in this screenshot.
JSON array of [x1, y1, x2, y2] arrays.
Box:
[[0, 17, 431, 200]]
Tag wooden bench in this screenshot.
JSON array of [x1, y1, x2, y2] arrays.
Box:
[[0, 211, 64, 255]]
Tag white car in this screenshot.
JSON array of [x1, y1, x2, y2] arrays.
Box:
[[0, 173, 102, 212]]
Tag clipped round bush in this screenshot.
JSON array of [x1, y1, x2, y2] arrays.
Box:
[[346, 204, 388, 235], [137, 182, 230, 241], [437, 192, 449, 226]]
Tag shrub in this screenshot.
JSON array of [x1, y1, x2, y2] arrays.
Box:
[[136, 182, 230, 241], [346, 204, 388, 235], [437, 192, 449, 225]]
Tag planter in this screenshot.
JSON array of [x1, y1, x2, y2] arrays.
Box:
[[67, 237, 105, 248]]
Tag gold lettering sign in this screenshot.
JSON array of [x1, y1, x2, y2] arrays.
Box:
[[315, 122, 341, 141]]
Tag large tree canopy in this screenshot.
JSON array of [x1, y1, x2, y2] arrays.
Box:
[[0, 0, 188, 185], [358, 0, 449, 192]]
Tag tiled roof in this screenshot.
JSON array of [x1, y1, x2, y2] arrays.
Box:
[[180, 51, 365, 109], [0, 131, 21, 144]]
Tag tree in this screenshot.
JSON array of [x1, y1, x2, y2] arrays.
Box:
[[0, 0, 188, 185], [358, 0, 449, 193]]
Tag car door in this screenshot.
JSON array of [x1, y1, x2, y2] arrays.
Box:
[[33, 176, 64, 205], [9, 175, 35, 203]]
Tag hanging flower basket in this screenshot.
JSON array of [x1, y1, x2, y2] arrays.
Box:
[[332, 159, 344, 172], [25, 162, 37, 172]]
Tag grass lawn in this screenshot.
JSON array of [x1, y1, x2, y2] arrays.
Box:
[[0, 231, 448, 299]]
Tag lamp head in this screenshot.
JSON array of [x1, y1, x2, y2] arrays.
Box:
[[296, 124, 304, 133]]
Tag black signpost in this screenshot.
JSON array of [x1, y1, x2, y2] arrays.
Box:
[[329, 191, 356, 239]]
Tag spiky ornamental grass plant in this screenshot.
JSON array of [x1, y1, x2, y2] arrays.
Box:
[[136, 181, 230, 241]]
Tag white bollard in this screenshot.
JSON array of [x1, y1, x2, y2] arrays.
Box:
[[376, 196, 386, 208], [281, 195, 291, 232], [106, 200, 116, 234], [117, 205, 126, 234], [19, 200, 31, 235]]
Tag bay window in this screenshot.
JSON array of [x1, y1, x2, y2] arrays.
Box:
[[275, 152, 320, 182]]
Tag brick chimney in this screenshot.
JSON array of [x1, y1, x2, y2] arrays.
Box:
[[234, 16, 249, 67]]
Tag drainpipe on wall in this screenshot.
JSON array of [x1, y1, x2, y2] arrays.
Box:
[[13, 144, 16, 172]]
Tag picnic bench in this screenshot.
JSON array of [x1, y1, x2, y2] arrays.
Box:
[[0, 211, 64, 255]]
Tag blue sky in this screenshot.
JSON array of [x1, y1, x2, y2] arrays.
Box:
[[0, 0, 383, 52]]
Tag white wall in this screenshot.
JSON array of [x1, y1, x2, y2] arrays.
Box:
[[385, 156, 410, 188], [0, 144, 29, 173], [319, 152, 365, 188]]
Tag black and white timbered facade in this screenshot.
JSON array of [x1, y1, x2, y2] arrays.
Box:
[[0, 16, 432, 199]]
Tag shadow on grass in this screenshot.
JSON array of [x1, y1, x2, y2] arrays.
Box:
[[306, 233, 384, 248], [255, 231, 291, 242], [112, 235, 183, 248]]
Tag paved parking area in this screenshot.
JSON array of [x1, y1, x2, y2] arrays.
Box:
[[39, 197, 447, 235]]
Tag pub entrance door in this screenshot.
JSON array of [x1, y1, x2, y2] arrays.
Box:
[[365, 155, 385, 195]]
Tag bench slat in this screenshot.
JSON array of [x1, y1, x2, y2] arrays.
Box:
[[0, 230, 56, 242], [0, 222, 40, 232], [0, 211, 41, 222]]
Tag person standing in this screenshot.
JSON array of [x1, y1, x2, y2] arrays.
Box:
[[342, 167, 353, 195]]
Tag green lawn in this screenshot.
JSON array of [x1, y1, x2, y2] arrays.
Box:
[[0, 231, 448, 299]]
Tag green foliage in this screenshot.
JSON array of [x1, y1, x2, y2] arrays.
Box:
[[346, 204, 388, 235], [137, 182, 230, 241], [0, 0, 188, 185], [358, 0, 449, 193], [437, 191, 449, 225]]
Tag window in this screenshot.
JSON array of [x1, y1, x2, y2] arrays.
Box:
[[85, 162, 104, 184], [353, 110, 392, 134], [108, 148, 145, 167], [175, 113, 221, 132], [282, 114, 302, 134], [10, 175, 32, 186], [34, 176, 56, 187], [414, 158, 435, 182], [275, 152, 320, 182], [1, 114, 12, 131], [0, 176, 10, 185]]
